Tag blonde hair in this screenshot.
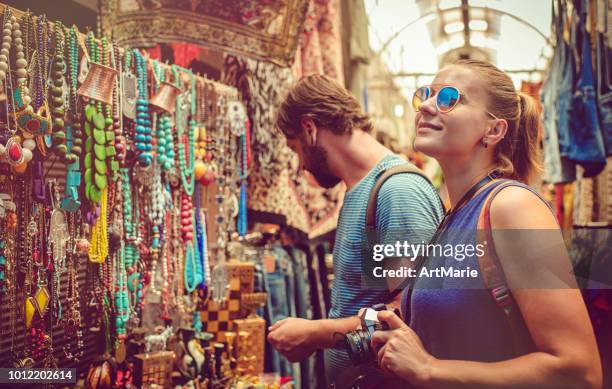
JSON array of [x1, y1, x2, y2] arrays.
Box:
[[276, 74, 372, 138], [455, 59, 542, 183]]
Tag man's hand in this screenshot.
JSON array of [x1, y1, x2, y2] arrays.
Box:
[[267, 317, 320, 362]]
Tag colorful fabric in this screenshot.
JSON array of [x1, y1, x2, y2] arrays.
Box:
[[293, 0, 344, 84], [223, 55, 344, 238]]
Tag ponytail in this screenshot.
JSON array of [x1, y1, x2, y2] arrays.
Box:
[[454, 60, 543, 184], [513, 92, 543, 183]]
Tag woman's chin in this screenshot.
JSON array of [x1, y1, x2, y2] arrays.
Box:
[[413, 138, 441, 157]]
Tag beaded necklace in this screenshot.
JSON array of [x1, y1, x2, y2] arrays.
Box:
[[104, 39, 119, 181], [229, 102, 249, 237], [134, 50, 152, 166], [114, 172, 130, 338], [61, 26, 82, 212], [84, 33, 107, 205], [172, 65, 195, 195], [194, 184, 206, 288], [50, 22, 70, 163], [111, 43, 125, 166], [32, 14, 47, 111], [152, 61, 175, 172], [62, 212, 84, 362], [88, 186, 108, 263], [120, 168, 139, 270]]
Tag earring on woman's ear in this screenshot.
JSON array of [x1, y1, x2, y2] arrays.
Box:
[[482, 138, 488, 148]]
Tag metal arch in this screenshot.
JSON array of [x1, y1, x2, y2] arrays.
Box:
[[375, 5, 552, 57]]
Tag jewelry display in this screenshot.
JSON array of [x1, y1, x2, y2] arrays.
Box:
[[0, 5, 268, 387]]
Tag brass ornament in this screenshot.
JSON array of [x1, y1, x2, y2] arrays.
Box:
[[77, 63, 118, 106], [149, 81, 181, 113]]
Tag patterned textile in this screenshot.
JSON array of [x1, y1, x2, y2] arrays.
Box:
[[99, 0, 309, 67], [223, 55, 343, 238], [573, 158, 612, 225], [293, 0, 344, 84]]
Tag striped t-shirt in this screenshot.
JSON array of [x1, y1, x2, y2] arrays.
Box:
[[325, 154, 444, 382]]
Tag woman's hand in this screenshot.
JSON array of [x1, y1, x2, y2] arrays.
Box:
[[371, 311, 436, 387]]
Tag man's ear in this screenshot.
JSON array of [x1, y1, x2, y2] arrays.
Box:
[[484, 118, 508, 147], [300, 117, 317, 146]]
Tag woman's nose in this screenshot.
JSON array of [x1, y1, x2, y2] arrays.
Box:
[[418, 96, 438, 116]]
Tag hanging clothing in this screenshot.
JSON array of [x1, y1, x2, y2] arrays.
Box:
[[294, 0, 344, 84], [541, 0, 577, 183], [595, 0, 612, 154], [341, 0, 371, 107], [567, 0, 607, 176]]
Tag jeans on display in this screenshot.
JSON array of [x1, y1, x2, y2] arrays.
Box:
[[262, 247, 295, 380], [287, 247, 317, 389], [568, 0, 607, 176], [541, 0, 577, 183], [596, 8, 612, 155], [254, 243, 329, 388]]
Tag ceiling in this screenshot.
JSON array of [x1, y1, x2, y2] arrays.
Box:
[[366, 0, 553, 95]]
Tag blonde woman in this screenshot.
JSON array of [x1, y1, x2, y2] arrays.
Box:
[[371, 60, 602, 389]]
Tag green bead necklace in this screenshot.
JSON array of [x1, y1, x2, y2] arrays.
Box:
[[153, 61, 175, 172], [120, 168, 139, 270], [50, 22, 71, 162]]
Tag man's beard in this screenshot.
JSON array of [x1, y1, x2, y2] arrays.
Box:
[[304, 145, 341, 189]]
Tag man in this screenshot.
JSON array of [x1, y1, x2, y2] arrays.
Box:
[[267, 74, 443, 384]]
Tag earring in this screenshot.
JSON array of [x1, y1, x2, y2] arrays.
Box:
[[482, 138, 488, 148]]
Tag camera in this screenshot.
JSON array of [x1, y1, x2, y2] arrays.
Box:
[[342, 303, 389, 365]]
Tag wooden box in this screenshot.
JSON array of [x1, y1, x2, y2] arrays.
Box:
[[133, 351, 175, 388], [233, 316, 265, 376]]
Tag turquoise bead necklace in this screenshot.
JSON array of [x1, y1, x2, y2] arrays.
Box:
[[134, 50, 152, 166], [114, 182, 130, 336], [120, 168, 139, 270], [237, 118, 249, 237], [152, 60, 175, 172]]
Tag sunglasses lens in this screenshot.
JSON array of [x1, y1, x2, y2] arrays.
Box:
[[412, 86, 430, 111], [437, 87, 459, 112]]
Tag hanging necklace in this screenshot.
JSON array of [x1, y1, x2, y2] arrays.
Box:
[[83, 33, 106, 206], [229, 100, 249, 237], [114, 173, 130, 355], [105, 39, 119, 181], [62, 212, 84, 362], [172, 65, 195, 195], [152, 60, 175, 172], [60, 26, 83, 212], [50, 22, 71, 163], [121, 49, 137, 121], [134, 49, 152, 166]]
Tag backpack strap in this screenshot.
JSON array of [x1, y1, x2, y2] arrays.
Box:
[[477, 181, 553, 356], [365, 164, 440, 230]]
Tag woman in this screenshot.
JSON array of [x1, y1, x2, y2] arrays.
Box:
[[371, 60, 602, 389]]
